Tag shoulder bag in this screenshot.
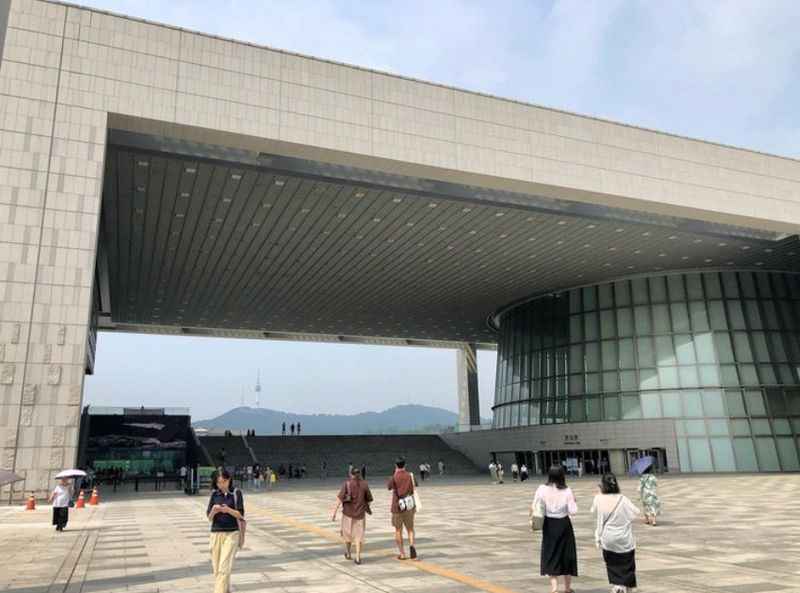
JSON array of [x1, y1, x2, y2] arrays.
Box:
[[397, 475, 416, 512], [235, 489, 247, 549], [597, 496, 623, 549], [530, 495, 545, 531]]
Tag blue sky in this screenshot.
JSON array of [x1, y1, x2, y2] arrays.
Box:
[[81, 1, 800, 421]]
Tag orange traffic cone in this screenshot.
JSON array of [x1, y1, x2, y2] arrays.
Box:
[[75, 490, 85, 509], [89, 487, 99, 506], [25, 494, 35, 511]]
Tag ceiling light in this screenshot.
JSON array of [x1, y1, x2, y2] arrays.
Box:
[[462, 208, 472, 213], [495, 212, 504, 217], [185, 167, 196, 174], [354, 191, 365, 198], [301, 208, 310, 213], [583, 244, 590, 248], [764, 248, 773, 253], [633, 250, 642, 254], [658, 253, 666, 257], [741, 246, 751, 250], [499, 234, 508, 239], [705, 258, 713, 263], [557, 220, 566, 225], [608, 247, 617, 251], [681, 256, 689, 260], [372, 218, 381, 223], [615, 228, 624, 233], [641, 231, 650, 236], [222, 197, 231, 203], [755, 261, 764, 266], [693, 239, 702, 244], [180, 192, 190, 198], [175, 213, 185, 218], [136, 185, 145, 192], [231, 173, 242, 180], [586, 224, 596, 229], [718, 242, 727, 247], [669, 235, 677, 240], [262, 202, 271, 208], [275, 179, 285, 186], [392, 197, 402, 203]]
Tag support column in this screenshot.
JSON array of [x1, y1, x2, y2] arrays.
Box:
[[457, 343, 480, 432]]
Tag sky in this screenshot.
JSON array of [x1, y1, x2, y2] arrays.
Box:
[[81, 0, 800, 421]]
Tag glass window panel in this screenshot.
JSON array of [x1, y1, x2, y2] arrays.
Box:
[[641, 392, 661, 417], [634, 306, 652, 335], [721, 272, 740, 297], [766, 388, 786, 416], [599, 284, 614, 309], [703, 390, 726, 416], [601, 310, 616, 339], [584, 312, 598, 341], [603, 371, 618, 392], [756, 272, 773, 297], [649, 276, 667, 303], [676, 420, 687, 436], [569, 345, 583, 372], [683, 391, 704, 416], [686, 274, 704, 300], [614, 281, 631, 306], [586, 343, 600, 371], [739, 364, 759, 386], [769, 333, 787, 362], [731, 419, 751, 436], [569, 289, 582, 314], [652, 304, 670, 333], [569, 316, 583, 343], [688, 438, 714, 472], [755, 437, 781, 471], [727, 301, 746, 329], [714, 333, 735, 363], [656, 336, 677, 366], [751, 332, 770, 362], [619, 339, 635, 369], [529, 401, 540, 425], [582, 286, 597, 311], [708, 301, 728, 330], [699, 365, 721, 386], [670, 303, 690, 332], [632, 278, 649, 304], [776, 437, 800, 471], [710, 438, 737, 471], [658, 366, 679, 388], [704, 272, 722, 298], [689, 302, 710, 331], [733, 438, 758, 470], [721, 365, 740, 387], [620, 370, 637, 391], [604, 395, 620, 420], [661, 391, 682, 417], [732, 332, 753, 362], [679, 366, 700, 388], [668, 275, 686, 301], [678, 438, 691, 471], [555, 375, 568, 397], [686, 419, 706, 435], [725, 390, 747, 416], [707, 419, 729, 435], [617, 308, 634, 337], [751, 418, 772, 435], [510, 403, 520, 427], [675, 335, 696, 364], [556, 348, 568, 376], [773, 418, 791, 435], [621, 394, 642, 419], [773, 274, 789, 298], [586, 397, 602, 421], [639, 368, 659, 390], [778, 365, 798, 385], [586, 373, 601, 393], [745, 301, 763, 329], [569, 398, 585, 422], [569, 374, 585, 396], [762, 302, 780, 329], [601, 341, 617, 371], [787, 389, 800, 415], [637, 337, 655, 367], [739, 272, 757, 298], [694, 333, 716, 364], [781, 302, 797, 330]]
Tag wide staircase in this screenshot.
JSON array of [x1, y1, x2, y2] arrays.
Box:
[[246, 434, 479, 477], [199, 435, 256, 467]]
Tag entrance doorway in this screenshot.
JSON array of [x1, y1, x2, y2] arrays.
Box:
[[536, 449, 610, 476], [625, 448, 668, 474]]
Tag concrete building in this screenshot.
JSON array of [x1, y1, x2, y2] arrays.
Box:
[[1, 0, 799, 498]]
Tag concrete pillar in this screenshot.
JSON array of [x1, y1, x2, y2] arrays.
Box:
[[457, 343, 480, 431], [608, 450, 626, 475], [0, 1, 104, 501]]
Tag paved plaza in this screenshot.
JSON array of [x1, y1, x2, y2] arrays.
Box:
[[1, 474, 799, 593]]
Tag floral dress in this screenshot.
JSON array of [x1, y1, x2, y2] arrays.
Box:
[[638, 474, 661, 516]]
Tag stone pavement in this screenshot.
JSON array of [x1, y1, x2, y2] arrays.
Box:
[[1, 474, 799, 593]]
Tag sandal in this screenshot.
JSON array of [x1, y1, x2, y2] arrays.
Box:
[[397, 554, 406, 560], [354, 558, 362, 565], [344, 552, 351, 560]]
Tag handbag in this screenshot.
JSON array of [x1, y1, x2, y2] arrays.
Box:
[[234, 489, 246, 549], [530, 496, 545, 531]]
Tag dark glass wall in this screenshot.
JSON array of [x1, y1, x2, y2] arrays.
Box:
[[493, 271, 800, 472]]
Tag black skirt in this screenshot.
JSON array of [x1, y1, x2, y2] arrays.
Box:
[[540, 516, 578, 576], [52, 506, 68, 528], [602, 548, 636, 587]]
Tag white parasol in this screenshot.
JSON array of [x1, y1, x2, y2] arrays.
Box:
[[55, 469, 87, 479]]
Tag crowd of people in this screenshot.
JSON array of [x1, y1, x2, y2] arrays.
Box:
[[201, 458, 661, 593]]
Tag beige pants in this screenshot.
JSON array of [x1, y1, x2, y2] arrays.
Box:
[[210, 531, 238, 593]]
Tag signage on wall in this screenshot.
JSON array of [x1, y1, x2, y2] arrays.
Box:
[[564, 434, 581, 445]]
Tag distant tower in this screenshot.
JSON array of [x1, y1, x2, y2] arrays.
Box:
[[254, 370, 261, 408]]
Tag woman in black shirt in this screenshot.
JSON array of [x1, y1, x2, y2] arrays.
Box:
[[207, 469, 245, 593]]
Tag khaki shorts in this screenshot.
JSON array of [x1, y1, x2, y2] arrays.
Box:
[[391, 510, 415, 531]]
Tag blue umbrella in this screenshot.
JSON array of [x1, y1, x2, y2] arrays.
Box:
[[629, 456, 655, 476]]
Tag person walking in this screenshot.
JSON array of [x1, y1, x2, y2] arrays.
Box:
[[496, 461, 505, 484], [207, 469, 245, 593], [331, 467, 373, 565], [320, 460, 328, 480], [387, 457, 418, 560], [290, 423, 295, 436], [592, 473, 640, 593], [297, 422, 301, 435], [438, 459, 445, 476], [520, 463, 529, 482], [511, 462, 519, 482], [281, 422, 286, 436], [489, 460, 497, 483], [638, 466, 661, 526], [418, 462, 427, 481], [532, 465, 578, 593], [49, 478, 72, 532]]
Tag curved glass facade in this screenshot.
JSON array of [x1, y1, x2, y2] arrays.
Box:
[[493, 271, 800, 472]]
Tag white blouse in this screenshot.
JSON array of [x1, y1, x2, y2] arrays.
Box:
[[591, 494, 641, 553], [533, 484, 578, 518]]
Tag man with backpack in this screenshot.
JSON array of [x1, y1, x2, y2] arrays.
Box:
[[387, 457, 418, 560]]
